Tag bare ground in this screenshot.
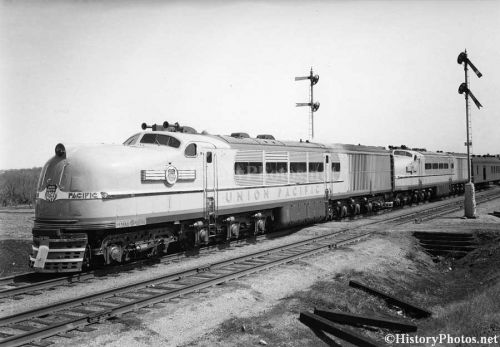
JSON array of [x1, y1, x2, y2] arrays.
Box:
[[1, 196, 499, 346]]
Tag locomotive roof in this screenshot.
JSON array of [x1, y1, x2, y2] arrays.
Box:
[[137, 131, 391, 154], [139, 129, 467, 158], [214, 134, 327, 149]]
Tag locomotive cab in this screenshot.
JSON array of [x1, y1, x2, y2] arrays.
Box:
[[31, 122, 223, 272]]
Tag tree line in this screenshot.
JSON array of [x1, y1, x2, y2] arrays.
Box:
[[0, 168, 42, 207]]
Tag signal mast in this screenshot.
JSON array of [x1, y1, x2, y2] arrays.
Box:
[[295, 68, 320, 140], [457, 50, 482, 218]]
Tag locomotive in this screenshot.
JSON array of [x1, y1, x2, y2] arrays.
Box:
[[30, 122, 500, 272]]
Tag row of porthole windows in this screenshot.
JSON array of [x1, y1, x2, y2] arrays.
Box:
[[425, 162, 453, 170]]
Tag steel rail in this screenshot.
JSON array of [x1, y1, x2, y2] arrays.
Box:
[[0, 231, 372, 347], [389, 189, 500, 225], [0, 231, 289, 299], [0, 228, 355, 325], [2, 188, 499, 299], [1, 188, 499, 346]]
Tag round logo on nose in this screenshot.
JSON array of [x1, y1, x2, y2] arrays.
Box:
[[165, 166, 178, 185], [45, 184, 58, 202]]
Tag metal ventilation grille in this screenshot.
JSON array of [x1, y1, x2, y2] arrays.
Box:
[[265, 173, 288, 185], [290, 152, 307, 162], [290, 173, 307, 183], [235, 174, 264, 186], [309, 172, 324, 183], [235, 150, 263, 162], [308, 152, 323, 162], [265, 151, 288, 162]]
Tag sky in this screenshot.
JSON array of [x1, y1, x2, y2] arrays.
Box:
[[1, 0, 499, 169]]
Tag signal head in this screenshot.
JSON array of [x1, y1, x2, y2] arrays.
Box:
[[458, 83, 468, 94], [457, 52, 467, 65]]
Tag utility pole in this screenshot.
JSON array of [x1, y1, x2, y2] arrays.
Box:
[[295, 68, 320, 140], [457, 50, 482, 218]]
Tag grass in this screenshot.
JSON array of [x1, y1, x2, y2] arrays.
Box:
[[432, 283, 500, 337], [194, 229, 500, 346]]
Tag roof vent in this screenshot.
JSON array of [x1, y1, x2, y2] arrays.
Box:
[[256, 134, 275, 140], [231, 132, 250, 139]]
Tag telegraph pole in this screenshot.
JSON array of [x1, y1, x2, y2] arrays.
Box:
[[457, 50, 482, 218], [295, 68, 320, 140]]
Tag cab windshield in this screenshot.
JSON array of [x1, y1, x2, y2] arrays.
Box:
[[123, 133, 140, 145], [139, 133, 181, 148]]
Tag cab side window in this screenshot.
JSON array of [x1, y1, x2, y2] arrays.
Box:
[[184, 143, 197, 157]]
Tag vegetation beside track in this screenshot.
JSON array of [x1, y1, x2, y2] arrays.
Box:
[[193, 227, 500, 346], [0, 168, 41, 207]]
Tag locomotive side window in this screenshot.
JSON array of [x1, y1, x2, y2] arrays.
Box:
[[425, 163, 431, 170], [308, 162, 324, 172], [432, 163, 438, 169], [184, 143, 197, 157], [207, 151, 212, 163], [290, 162, 306, 173], [234, 162, 263, 174], [332, 162, 341, 172], [266, 162, 288, 173], [444, 163, 449, 169], [140, 134, 180, 148], [266, 162, 276, 174], [439, 163, 444, 169], [277, 162, 287, 173]]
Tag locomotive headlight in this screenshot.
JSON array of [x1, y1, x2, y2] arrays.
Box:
[[165, 166, 178, 185], [55, 143, 66, 158]]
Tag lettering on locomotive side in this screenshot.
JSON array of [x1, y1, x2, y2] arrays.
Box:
[[68, 192, 101, 200], [224, 185, 323, 204]]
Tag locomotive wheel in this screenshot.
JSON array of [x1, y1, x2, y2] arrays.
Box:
[[327, 206, 334, 220], [340, 205, 348, 219]]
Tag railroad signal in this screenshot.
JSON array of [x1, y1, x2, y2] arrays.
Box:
[[295, 68, 320, 140], [457, 52, 482, 78], [458, 83, 482, 109], [457, 49, 482, 218]]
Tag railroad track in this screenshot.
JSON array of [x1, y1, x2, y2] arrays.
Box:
[[0, 188, 499, 346], [0, 228, 372, 347], [1, 188, 499, 300], [0, 228, 297, 300], [387, 188, 500, 225]]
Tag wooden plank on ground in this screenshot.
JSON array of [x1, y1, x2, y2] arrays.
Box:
[[300, 311, 382, 347], [314, 308, 417, 332], [349, 280, 431, 318]]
